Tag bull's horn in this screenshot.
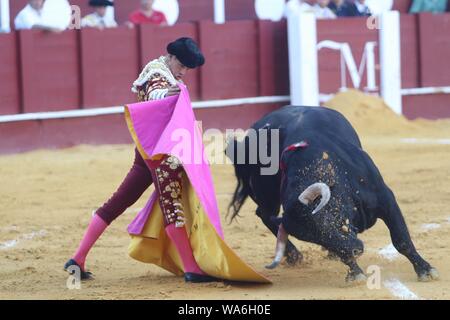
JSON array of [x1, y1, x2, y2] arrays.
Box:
[[265, 223, 288, 269], [298, 182, 331, 215]]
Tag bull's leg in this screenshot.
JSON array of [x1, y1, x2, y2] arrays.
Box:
[[344, 259, 366, 283], [321, 235, 366, 282], [329, 245, 366, 282], [256, 207, 303, 265], [381, 190, 439, 281]]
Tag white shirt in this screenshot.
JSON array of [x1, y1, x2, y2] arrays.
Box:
[[365, 0, 393, 14], [14, 4, 44, 30], [355, 1, 370, 15], [285, 0, 314, 16], [81, 12, 118, 29], [314, 4, 337, 19]]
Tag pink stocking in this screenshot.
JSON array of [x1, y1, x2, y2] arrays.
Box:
[[72, 214, 108, 271], [165, 224, 205, 275]]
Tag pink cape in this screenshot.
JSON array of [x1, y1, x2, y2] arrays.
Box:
[[126, 84, 224, 239]]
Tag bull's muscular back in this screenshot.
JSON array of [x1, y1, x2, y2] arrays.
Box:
[[253, 106, 382, 232], [252, 105, 362, 150]]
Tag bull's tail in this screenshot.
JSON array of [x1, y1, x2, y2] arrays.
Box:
[[226, 136, 253, 222]]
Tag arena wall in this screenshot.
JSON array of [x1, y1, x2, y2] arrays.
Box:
[[0, 103, 283, 154], [0, 13, 449, 154]]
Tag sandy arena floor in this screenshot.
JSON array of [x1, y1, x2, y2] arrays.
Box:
[[0, 91, 449, 299]]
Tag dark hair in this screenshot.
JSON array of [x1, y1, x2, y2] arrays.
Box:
[[89, 0, 114, 7], [167, 37, 205, 69]]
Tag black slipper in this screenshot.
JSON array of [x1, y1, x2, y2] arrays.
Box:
[[184, 272, 220, 283], [64, 259, 94, 281]]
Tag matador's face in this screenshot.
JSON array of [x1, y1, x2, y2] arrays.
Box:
[[167, 55, 191, 80]]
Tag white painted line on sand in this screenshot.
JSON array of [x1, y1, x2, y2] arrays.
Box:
[[0, 239, 18, 250], [0, 230, 47, 250], [383, 278, 419, 300], [400, 138, 450, 145], [420, 223, 441, 232], [378, 243, 400, 261]]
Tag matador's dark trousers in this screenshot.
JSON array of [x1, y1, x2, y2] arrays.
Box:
[[96, 148, 185, 227]]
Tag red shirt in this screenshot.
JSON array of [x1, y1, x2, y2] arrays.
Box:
[[129, 10, 167, 26]]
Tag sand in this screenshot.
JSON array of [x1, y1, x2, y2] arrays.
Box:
[[0, 90, 449, 300]]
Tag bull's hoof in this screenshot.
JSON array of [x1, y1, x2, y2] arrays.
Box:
[[418, 268, 439, 282], [286, 249, 303, 266], [345, 272, 367, 284]]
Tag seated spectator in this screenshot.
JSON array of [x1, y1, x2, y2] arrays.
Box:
[[314, 0, 337, 18], [81, 0, 117, 29], [328, 0, 349, 16], [128, 0, 168, 26], [409, 0, 448, 13], [345, 0, 372, 16], [14, 0, 58, 31]]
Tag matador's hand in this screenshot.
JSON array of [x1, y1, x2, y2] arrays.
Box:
[[166, 86, 181, 97]]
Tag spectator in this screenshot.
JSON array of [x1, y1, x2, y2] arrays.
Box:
[[345, 0, 371, 16], [14, 0, 58, 31], [328, 0, 350, 16], [81, 0, 117, 29], [314, 0, 337, 18], [128, 0, 168, 26], [409, 0, 448, 13], [285, 0, 317, 15]]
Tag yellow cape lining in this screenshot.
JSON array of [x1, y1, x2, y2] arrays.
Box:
[[124, 106, 271, 283]]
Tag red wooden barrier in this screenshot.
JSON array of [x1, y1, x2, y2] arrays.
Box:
[[226, 0, 258, 21], [393, 0, 412, 13], [194, 103, 283, 131], [80, 26, 139, 108], [199, 20, 259, 100], [139, 23, 200, 101], [18, 29, 81, 113], [0, 102, 284, 155], [258, 20, 289, 96], [0, 33, 20, 115], [317, 17, 379, 94], [0, 114, 130, 154], [403, 94, 450, 120], [0, 120, 41, 154], [1, 13, 449, 120], [178, 0, 214, 23], [400, 14, 420, 88], [418, 13, 450, 87]]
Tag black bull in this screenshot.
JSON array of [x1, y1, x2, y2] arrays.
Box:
[[226, 105, 438, 282]]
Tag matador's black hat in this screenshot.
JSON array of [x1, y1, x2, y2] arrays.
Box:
[[167, 37, 205, 69], [89, 0, 114, 7]]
